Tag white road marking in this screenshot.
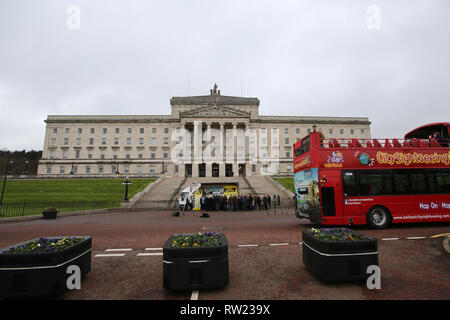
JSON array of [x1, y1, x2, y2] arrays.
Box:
[[405, 236, 427, 240], [191, 290, 199, 300], [237, 244, 259, 247], [381, 238, 400, 241], [145, 247, 163, 251], [105, 248, 132, 252], [269, 243, 289, 246], [94, 253, 126, 257], [137, 252, 163, 256]]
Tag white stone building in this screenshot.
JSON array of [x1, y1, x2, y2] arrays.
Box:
[[38, 85, 371, 177]]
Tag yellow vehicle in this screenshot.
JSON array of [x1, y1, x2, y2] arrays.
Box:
[[193, 189, 203, 211], [222, 185, 238, 198]]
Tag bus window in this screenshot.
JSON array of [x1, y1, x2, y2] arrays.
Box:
[[295, 136, 310, 157], [393, 171, 411, 194], [359, 172, 384, 195], [435, 170, 450, 193], [342, 171, 358, 196], [410, 171, 427, 194]]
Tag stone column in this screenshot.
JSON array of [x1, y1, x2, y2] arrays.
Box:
[[219, 122, 225, 177], [205, 122, 212, 177], [233, 122, 239, 177], [192, 121, 201, 177]]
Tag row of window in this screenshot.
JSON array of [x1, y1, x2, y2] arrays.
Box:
[[51, 137, 170, 147], [48, 149, 170, 160], [52, 127, 171, 135], [47, 165, 165, 174], [343, 169, 450, 196], [52, 127, 366, 136]]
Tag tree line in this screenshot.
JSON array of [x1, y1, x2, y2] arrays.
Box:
[[0, 149, 42, 175]]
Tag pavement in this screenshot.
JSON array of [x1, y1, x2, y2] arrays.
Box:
[[0, 208, 448, 300]]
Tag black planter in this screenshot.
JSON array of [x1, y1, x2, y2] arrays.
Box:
[[302, 230, 378, 282], [163, 233, 229, 291], [0, 236, 92, 298], [42, 210, 58, 219]]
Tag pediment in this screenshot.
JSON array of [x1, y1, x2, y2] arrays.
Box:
[[180, 105, 250, 118]]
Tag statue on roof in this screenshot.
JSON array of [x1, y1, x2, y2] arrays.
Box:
[[211, 83, 218, 94]]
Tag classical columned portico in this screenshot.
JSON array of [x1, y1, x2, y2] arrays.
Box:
[[178, 120, 249, 177]]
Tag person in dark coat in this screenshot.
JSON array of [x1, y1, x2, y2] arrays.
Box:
[[277, 195, 281, 206], [267, 194, 271, 209], [256, 196, 261, 210]]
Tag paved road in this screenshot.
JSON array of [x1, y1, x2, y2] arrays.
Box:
[[0, 209, 448, 300]]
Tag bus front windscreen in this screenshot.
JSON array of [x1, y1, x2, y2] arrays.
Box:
[[294, 168, 320, 217]]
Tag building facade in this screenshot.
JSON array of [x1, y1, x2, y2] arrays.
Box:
[[38, 85, 371, 177]]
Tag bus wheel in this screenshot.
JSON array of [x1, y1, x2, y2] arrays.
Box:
[[367, 206, 391, 229]]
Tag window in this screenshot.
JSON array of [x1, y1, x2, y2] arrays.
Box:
[[152, 138, 157, 146], [128, 128, 132, 134], [137, 165, 142, 174], [51, 138, 56, 146], [164, 128, 169, 134], [88, 153, 92, 159], [140, 128, 144, 134], [75, 150, 80, 159], [175, 165, 178, 173], [127, 137, 131, 145], [342, 171, 358, 196], [284, 128, 289, 134], [410, 171, 427, 194], [62, 150, 67, 159], [115, 128, 120, 134], [150, 166, 155, 173], [361, 129, 365, 134], [78, 128, 82, 134], [285, 138, 289, 145], [64, 138, 68, 145], [393, 171, 410, 194], [287, 164, 292, 172], [340, 129, 344, 135], [76, 138, 81, 145], [285, 151, 290, 158], [60, 166, 65, 174], [73, 166, 78, 174], [138, 153, 143, 159], [65, 128, 70, 134], [90, 128, 95, 134], [89, 138, 94, 145], [103, 128, 107, 134], [164, 137, 168, 145], [139, 137, 144, 145], [114, 138, 119, 145], [296, 128, 300, 134], [307, 129, 311, 134], [252, 164, 256, 173], [111, 166, 116, 174], [163, 151, 169, 159], [329, 129, 333, 135], [427, 169, 450, 193], [49, 150, 54, 160], [52, 128, 57, 134], [100, 152, 105, 160], [113, 152, 118, 159], [126, 153, 130, 159], [152, 128, 156, 134], [350, 129, 355, 135], [151, 151, 156, 159], [359, 171, 393, 195], [99, 166, 104, 174], [294, 136, 310, 157], [86, 166, 91, 174], [47, 166, 52, 174], [124, 166, 129, 174], [102, 138, 106, 145]]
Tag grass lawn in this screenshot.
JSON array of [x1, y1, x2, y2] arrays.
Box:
[[0, 178, 155, 217], [273, 177, 294, 194]]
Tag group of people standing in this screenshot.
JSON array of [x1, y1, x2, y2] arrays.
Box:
[[200, 194, 281, 212]]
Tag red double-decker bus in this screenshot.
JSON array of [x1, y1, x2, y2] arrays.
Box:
[[293, 123, 450, 228]]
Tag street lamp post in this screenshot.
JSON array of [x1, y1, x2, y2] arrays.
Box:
[[0, 161, 13, 215], [122, 176, 132, 202]]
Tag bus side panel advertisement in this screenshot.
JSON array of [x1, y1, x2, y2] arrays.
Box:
[[294, 168, 320, 221]]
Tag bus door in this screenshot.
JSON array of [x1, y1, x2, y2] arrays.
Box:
[[321, 187, 336, 217]]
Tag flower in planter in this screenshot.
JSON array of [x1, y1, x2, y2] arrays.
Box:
[[3, 237, 84, 254], [307, 227, 371, 241], [170, 232, 223, 248], [43, 207, 57, 212]]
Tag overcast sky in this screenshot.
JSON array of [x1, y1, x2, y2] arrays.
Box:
[[1, 0, 449, 151]]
